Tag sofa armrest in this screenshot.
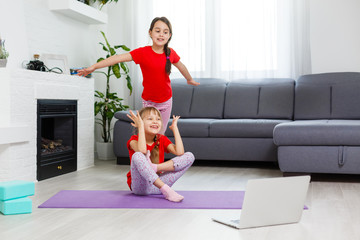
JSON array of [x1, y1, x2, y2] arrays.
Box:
[[114, 110, 132, 123]]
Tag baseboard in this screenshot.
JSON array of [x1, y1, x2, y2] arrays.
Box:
[[117, 157, 130, 165]]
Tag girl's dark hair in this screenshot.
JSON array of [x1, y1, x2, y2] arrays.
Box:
[[149, 17, 173, 75]]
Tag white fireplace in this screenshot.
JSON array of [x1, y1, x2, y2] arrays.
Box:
[[0, 68, 94, 182]]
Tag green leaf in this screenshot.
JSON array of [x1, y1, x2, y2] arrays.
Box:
[[109, 102, 117, 111], [95, 91, 105, 98], [94, 104, 102, 116], [120, 62, 129, 74], [126, 75, 132, 95], [114, 45, 130, 51], [97, 57, 105, 63], [109, 47, 116, 56], [107, 92, 117, 99], [99, 43, 109, 52], [112, 64, 121, 78], [101, 31, 111, 50], [106, 111, 114, 120]]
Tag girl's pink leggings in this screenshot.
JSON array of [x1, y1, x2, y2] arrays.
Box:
[[142, 97, 172, 134], [130, 152, 195, 195]]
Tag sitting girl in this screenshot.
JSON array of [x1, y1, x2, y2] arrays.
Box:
[[126, 107, 195, 202]]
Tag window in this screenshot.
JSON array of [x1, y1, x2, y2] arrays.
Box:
[[150, 0, 310, 79], [220, 0, 277, 72], [153, 0, 206, 73]]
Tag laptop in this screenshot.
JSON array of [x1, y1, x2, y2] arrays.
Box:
[[212, 175, 310, 229]]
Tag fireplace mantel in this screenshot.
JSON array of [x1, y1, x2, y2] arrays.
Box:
[[0, 69, 31, 144], [0, 126, 31, 145], [0, 68, 94, 182]]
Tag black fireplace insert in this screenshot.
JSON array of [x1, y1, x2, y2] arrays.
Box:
[[37, 100, 77, 181]]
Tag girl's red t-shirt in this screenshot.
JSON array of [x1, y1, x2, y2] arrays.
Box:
[[130, 46, 180, 103], [126, 134, 172, 189]]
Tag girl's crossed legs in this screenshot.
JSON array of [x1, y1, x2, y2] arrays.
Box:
[[130, 151, 195, 198]]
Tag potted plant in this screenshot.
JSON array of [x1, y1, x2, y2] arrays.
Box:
[[0, 37, 9, 68], [88, 0, 118, 10], [94, 31, 132, 160]]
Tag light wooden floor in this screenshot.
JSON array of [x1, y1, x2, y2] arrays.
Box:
[[1, 160, 360, 240]]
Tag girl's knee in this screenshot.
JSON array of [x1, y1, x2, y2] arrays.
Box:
[[184, 152, 195, 163], [172, 152, 195, 170], [131, 152, 146, 165], [132, 152, 143, 159]]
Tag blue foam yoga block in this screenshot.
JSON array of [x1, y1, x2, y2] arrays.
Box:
[[0, 197, 32, 215], [0, 180, 35, 201]]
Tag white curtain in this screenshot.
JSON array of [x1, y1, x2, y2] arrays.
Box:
[[127, 0, 311, 109]]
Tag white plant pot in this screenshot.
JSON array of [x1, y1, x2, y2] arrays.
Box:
[[0, 59, 7, 68], [96, 141, 115, 160]]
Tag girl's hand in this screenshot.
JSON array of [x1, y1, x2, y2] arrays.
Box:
[[127, 110, 144, 129], [77, 66, 95, 77], [187, 79, 200, 86], [169, 115, 180, 131]]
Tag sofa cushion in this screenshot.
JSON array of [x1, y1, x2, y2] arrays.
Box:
[[294, 85, 331, 119], [171, 78, 226, 118], [165, 119, 214, 137], [295, 72, 360, 120], [170, 83, 193, 118], [189, 83, 227, 118], [274, 120, 360, 146], [114, 110, 131, 122], [332, 84, 360, 119], [210, 119, 291, 138], [224, 78, 294, 119]]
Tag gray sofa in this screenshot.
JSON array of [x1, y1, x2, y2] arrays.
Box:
[[114, 72, 360, 176], [113, 77, 295, 164], [273, 72, 360, 175]]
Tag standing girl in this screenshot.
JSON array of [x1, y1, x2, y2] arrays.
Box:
[[127, 106, 194, 202], [77, 16, 200, 134]]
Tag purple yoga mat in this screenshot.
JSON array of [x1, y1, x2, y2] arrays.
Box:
[[38, 190, 245, 209]]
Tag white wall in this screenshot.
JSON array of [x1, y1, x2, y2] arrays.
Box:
[[310, 0, 360, 73], [0, 0, 111, 143], [106, 0, 134, 105], [0, 0, 105, 69], [0, 0, 29, 69]]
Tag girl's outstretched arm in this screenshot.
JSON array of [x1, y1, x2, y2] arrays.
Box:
[[77, 53, 133, 77], [173, 61, 200, 86], [167, 115, 185, 156]]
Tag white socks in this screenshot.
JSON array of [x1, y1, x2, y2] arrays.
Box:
[[160, 184, 184, 202], [145, 151, 183, 202]]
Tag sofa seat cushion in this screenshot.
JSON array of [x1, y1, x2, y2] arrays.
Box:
[[209, 119, 291, 138], [165, 119, 215, 137], [274, 120, 360, 146]]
